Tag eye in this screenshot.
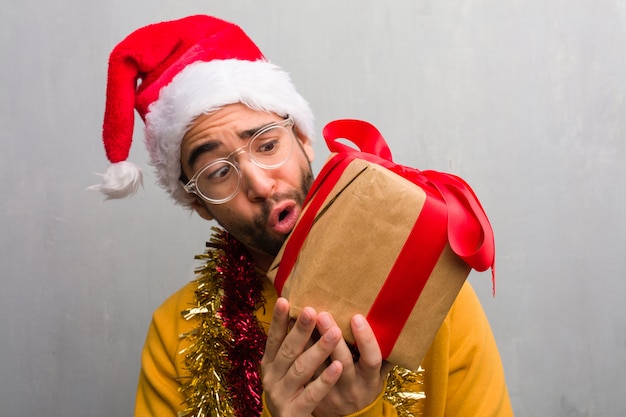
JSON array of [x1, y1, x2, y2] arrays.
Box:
[[256, 138, 280, 154], [205, 163, 233, 182], [253, 126, 286, 156]]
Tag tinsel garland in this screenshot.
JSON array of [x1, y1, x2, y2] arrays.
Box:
[[384, 366, 426, 417], [178, 228, 266, 417], [177, 227, 425, 417]]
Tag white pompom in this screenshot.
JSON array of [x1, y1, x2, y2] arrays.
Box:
[[88, 161, 144, 199]]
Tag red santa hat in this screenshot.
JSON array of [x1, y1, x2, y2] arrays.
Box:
[[90, 15, 314, 205]]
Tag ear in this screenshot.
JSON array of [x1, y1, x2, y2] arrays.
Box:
[[293, 125, 315, 163], [190, 196, 214, 221]]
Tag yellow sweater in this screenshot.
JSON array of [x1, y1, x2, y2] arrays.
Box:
[[135, 278, 513, 417]]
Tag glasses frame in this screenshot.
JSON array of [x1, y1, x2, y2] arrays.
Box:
[[182, 117, 296, 204]]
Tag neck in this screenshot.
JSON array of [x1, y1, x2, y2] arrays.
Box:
[[246, 246, 275, 272]]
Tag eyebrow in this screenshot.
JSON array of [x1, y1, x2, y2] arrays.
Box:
[[185, 120, 280, 169], [186, 141, 220, 171]]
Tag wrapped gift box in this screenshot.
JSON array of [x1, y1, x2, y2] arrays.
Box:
[[267, 120, 493, 371]]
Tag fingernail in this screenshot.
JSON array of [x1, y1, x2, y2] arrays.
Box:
[[328, 360, 342, 376], [301, 307, 318, 325], [300, 310, 311, 325], [324, 327, 340, 342], [318, 312, 332, 329], [353, 314, 366, 329]]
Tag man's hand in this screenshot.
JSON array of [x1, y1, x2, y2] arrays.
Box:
[[312, 312, 393, 417], [261, 297, 344, 417], [261, 298, 392, 417]]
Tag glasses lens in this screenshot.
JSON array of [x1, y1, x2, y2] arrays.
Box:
[[249, 125, 293, 169], [196, 160, 240, 202]]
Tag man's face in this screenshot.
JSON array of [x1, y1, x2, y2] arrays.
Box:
[[180, 103, 315, 269]]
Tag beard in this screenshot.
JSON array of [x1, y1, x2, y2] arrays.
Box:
[[218, 165, 314, 258]]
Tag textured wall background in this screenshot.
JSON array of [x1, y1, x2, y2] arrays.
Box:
[[1, 1, 625, 415]]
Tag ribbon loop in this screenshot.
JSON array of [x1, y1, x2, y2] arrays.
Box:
[[323, 119, 394, 162], [421, 171, 494, 272]]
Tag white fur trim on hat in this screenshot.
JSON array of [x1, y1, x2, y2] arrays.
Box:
[[87, 161, 143, 199], [144, 59, 315, 206]]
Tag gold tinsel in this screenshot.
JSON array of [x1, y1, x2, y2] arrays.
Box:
[[384, 365, 426, 417], [178, 247, 235, 417]]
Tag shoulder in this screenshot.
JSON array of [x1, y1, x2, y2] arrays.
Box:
[[446, 281, 493, 346], [426, 280, 495, 360], [152, 280, 198, 325], [143, 280, 200, 369], [135, 280, 201, 417]]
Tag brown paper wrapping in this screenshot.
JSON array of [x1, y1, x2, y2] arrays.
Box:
[[267, 158, 470, 370]]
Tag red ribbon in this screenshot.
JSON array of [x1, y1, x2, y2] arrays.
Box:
[[365, 184, 448, 358], [273, 119, 496, 358]]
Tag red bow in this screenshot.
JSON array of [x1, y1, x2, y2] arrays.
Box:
[[319, 119, 495, 288]]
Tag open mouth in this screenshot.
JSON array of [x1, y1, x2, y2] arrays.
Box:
[[269, 201, 299, 235]]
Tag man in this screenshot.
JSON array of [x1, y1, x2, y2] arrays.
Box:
[[92, 15, 514, 417]]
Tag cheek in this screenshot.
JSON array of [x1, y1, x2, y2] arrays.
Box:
[[286, 153, 313, 181], [302, 144, 314, 163], [211, 205, 236, 221], [210, 199, 254, 226]]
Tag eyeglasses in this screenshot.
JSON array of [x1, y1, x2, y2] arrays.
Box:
[[183, 117, 295, 204]]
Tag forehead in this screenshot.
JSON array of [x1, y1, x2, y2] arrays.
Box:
[[180, 104, 283, 170]]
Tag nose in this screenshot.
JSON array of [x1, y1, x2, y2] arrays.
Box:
[[238, 157, 275, 200]]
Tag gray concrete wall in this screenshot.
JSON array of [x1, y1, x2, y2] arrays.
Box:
[[1, 1, 625, 415]]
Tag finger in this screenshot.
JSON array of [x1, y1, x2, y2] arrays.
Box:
[[264, 361, 341, 417], [350, 314, 384, 378], [317, 312, 357, 365], [317, 312, 359, 379], [263, 297, 291, 363], [283, 323, 342, 387], [299, 360, 343, 409], [271, 306, 318, 374], [316, 311, 336, 334], [317, 312, 354, 360]]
